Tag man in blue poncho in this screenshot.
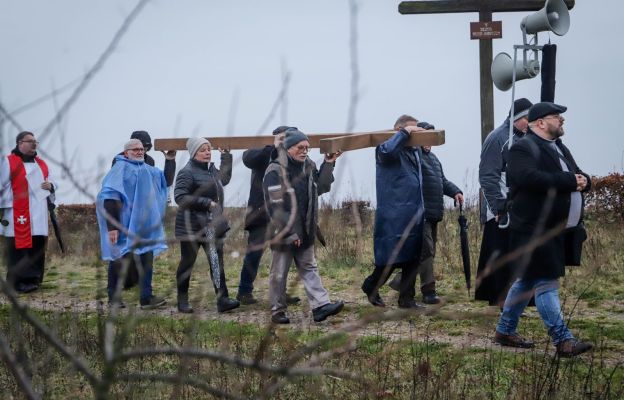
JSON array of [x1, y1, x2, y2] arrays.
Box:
[[96, 139, 168, 309]]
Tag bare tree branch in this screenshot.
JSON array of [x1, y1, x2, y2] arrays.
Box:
[[0, 331, 40, 400], [8, 77, 81, 117], [345, 0, 360, 134], [37, 0, 151, 145], [117, 373, 246, 400], [0, 279, 101, 387], [254, 68, 291, 135]]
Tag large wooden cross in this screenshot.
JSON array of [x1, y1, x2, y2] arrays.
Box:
[[398, 0, 575, 143], [154, 129, 445, 153]]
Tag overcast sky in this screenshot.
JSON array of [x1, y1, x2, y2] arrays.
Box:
[[1, 0, 622, 206]]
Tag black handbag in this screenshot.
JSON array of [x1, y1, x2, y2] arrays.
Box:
[[563, 222, 587, 266]]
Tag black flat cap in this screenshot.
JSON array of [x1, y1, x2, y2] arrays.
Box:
[[528, 102, 567, 122]]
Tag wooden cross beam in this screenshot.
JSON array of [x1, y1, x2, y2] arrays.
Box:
[[319, 130, 444, 153], [154, 130, 445, 153], [398, 0, 575, 143], [154, 133, 350, 152]]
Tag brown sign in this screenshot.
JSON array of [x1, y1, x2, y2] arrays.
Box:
[[470, 21, 502, 40]]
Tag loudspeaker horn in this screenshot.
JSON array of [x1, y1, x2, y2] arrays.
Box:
[[491, 52, 540, 91], [521, 0, 570, 36]]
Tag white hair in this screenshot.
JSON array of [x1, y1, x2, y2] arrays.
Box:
[[124, 138, 143, 151]]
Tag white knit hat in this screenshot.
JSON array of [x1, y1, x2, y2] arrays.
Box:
[[186, 137, 211, 158]]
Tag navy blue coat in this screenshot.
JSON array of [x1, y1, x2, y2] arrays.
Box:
[[374, 130, 425, 267]]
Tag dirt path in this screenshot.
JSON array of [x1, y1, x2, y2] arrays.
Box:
[[5, 290, 617, 364]]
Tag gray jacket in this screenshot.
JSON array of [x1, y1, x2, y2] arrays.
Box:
[[478, 118, 524, 224]]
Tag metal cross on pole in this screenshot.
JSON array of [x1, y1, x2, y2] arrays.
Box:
[[398, 0, 575, 143]]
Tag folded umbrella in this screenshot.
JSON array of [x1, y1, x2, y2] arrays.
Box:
[[458, 204, 471, 294], [47, 198, 65, 253], [205, 212, 221, 289]]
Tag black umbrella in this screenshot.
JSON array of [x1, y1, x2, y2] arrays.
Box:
[[458, 204, 471, 294], [47, 198, 65, 253]]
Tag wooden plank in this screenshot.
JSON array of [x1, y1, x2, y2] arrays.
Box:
[[319, 130, 445, 153], [153, 130, 391, 151], [317, 134, 372, 154]]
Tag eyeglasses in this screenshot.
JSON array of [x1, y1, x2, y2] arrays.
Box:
[[295, 145, 309, 152], [128, 148, 145, 152], [20, 140, 39, 145]]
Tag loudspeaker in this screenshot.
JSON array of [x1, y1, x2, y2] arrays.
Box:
[[521, 0, 570, 36], [491, 52, 540, 91]]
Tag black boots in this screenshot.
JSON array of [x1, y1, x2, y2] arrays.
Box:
[[217, 297, 240, 313], [312, 301, 344, 322], [177, 292, 194, 314], [421, 282, 441, 304], [271, 311, 290, 324]]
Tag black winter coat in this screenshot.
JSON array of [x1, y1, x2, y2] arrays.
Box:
[[263, 151, 334, 250], [242, 145, 276, 230], [507, 131, 590, 280], [174, 154, 232, 241], [420, 149, 461, 222]]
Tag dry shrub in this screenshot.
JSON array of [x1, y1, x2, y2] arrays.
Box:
[[585, 172, 624, 223]]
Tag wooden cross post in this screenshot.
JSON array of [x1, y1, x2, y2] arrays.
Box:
[[154, 130, 445, 153], [398, 0, 575, 143]]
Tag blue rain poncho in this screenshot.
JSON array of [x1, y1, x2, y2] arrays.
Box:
[[96, 155, 168, 261]]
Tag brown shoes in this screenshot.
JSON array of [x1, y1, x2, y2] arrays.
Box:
[[556, 339, 593, 358], [494, 331, 535, 349]]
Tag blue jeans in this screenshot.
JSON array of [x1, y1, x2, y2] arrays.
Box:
[[108, 252, 153, 302], [496, 278, 574, 345], [237, 226, 267, 295]]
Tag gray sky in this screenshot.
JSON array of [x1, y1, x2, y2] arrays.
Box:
[[1, 0, 622, 206]]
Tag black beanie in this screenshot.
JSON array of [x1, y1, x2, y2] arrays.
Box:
[[130, 131, 152, 149], [509, 98, 533, 121]]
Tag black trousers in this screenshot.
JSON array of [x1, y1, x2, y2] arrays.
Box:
[[237, 224, 269, 295], [4, 236, 46, 289], [176, 240, 229, 299], [363, 259, 418, 305]]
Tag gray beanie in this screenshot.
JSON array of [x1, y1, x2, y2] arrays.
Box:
[[283, 128, 309, 149], [186, 137, 211, 158]]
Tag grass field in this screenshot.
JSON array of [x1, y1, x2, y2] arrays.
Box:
[[0, 204, 623, 399]]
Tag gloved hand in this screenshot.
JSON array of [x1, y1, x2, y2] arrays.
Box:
[[417, 121, 435, 130]]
